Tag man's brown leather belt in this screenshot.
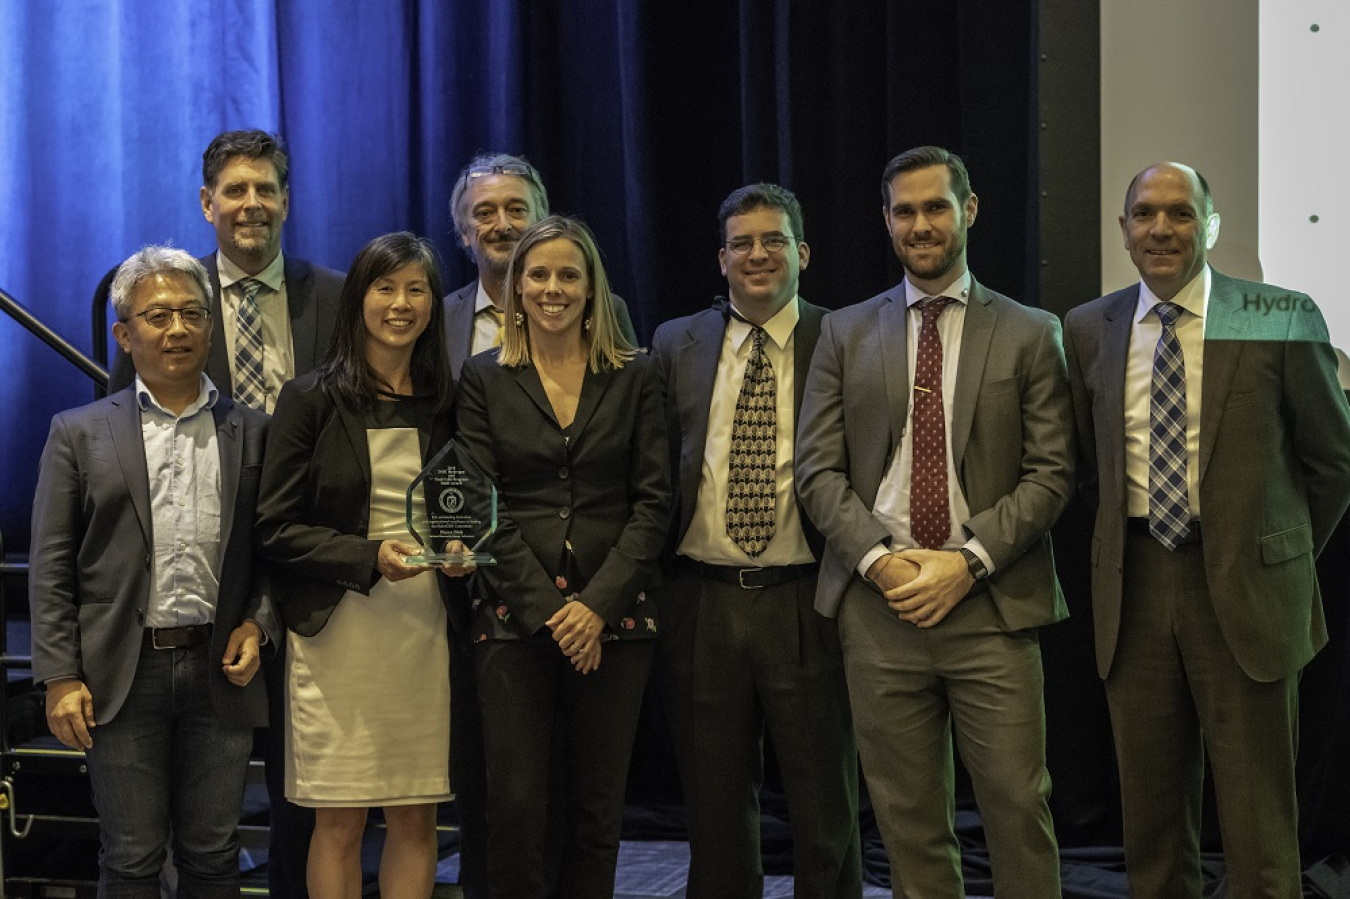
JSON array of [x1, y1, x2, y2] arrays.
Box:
[[147, 624, 212, 650], [679, 558, 818, 590]]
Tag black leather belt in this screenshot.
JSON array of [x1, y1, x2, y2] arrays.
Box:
[[679, 558, 817, 590], [1127, 517, 1202, 545], [146, 624, 211, 650]]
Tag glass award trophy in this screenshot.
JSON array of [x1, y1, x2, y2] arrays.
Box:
[[404, 440, 498, 566]]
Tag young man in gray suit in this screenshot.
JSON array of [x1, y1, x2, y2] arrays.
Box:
[[652, 183, 863, 899], [1063, 162, 1350, 898], [31, 246, 276, 897], [797, 146, 1073, 898]]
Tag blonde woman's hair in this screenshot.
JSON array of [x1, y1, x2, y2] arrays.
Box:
[[498, 215, 635, 372]]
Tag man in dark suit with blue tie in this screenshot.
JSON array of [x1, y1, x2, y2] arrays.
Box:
[[31, 245, 276, 897], [1064, 162, 1350, 898], [651, 183, 863, 898]]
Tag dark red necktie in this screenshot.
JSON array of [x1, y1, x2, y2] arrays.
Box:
[[909, 297, 952, 549]]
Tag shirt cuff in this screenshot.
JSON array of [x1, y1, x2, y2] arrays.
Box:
[[963, 536, 996, 576], [857, 544, 891, 580]]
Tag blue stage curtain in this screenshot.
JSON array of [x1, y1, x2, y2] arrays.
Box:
[[1, 1, 1038, 556]]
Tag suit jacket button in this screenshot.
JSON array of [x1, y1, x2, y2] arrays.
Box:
[[558, 467, 569, 479], [559, 506, 571, 519]]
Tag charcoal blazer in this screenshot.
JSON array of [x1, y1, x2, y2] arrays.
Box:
[[797, 279, 1075, 629], [29, 388, 276, 727], [108, 252, 344, 395], [650, 298, 827, 556], [443, 280, 641, 381], [1063, 270, 1350, 681], [453, 350, 671, 638], [254, 372, 455, 637]]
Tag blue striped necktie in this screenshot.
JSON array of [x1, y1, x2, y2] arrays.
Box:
[[1148, 301, 1191, 550]]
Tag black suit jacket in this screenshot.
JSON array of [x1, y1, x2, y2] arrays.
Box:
[[29, 388, 276, 727], [443, 280, 641, 382], [108, 252, 344, 396], [649, 298, 827, 558], [453, 350, 670, 638], [254, 372, 455, 637]]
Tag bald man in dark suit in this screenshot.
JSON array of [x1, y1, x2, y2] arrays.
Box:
[[1064, 162, 1350, 898]]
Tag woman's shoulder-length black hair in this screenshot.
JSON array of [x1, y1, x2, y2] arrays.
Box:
[[316, 231, 451, 412]]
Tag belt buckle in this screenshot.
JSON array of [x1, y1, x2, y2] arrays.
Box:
[[737, 569, 764, 590], [151, 628, 176, 650]]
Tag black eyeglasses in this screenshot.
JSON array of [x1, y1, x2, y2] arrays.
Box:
[[131, 306, 212, 330], [725, 235, 798, 256]]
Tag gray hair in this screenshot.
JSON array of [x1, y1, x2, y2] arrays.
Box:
[[110, 246, 214, 320], [449, 152, 550, 245]]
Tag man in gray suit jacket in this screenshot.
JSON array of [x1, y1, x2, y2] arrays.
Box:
[[104, 129, 342, 899], [108, 130, 344, 415], [1063, 162, 1350, 898], [30, 246, 276, 897], [797, 147, 1073, 898], [652, 184, 862, 899]]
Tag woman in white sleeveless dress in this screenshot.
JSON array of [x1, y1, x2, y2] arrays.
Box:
[[258, 232, 468, 898]]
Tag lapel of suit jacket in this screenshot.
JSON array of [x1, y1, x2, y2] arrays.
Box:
[[213, 398, 242, 552], [572, 364, 615, 438], [512, 362, 560, 427], [334, 398, 373, 487], [1198, 270, 1250, 483], [284, 256, 319, 373], [879, 288, 911, 454], [201, 252, 233, 397], [1100, 286, 1138, 504], [794, 301, 825, 416], [108, 390, 153, 547], [444, 283, 479, 381], [679, 310, 726, 511], [951, 281, 995, 469]]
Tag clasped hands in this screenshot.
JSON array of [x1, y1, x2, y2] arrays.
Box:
[[866, 548, 975, 628], [547, 598, 603, 675]]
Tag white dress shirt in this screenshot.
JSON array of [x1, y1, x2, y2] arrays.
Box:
[[217, 251, 295, 413], [471, 280, 504, 355], [858, 272, 995, 577], [679, 297, 814, 567], [137, 374, 222, 628], [1124, 266, 1209, 518]]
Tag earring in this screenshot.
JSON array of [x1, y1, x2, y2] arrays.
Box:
[[583, 316, 592, 332], [514, 311, 524, 327]]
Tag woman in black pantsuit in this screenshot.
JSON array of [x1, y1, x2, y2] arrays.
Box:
[[454, 215, 670, 898]]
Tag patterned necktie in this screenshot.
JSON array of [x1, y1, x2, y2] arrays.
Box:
[[910, 297, 953, 550], [489, 306, 505, 348], [1149, 301, 1191, 550], [726, 325, 777, 557], [234, 278, 268, 410]]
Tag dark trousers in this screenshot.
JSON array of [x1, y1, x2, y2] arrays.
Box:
[[657, 567, 863, 899], [450, 627, 488, 898], [475, 635, 654, 899], [1109, 533, 1301, 899], [84, 637, 253, 899], [262, 640, 313, 899]]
